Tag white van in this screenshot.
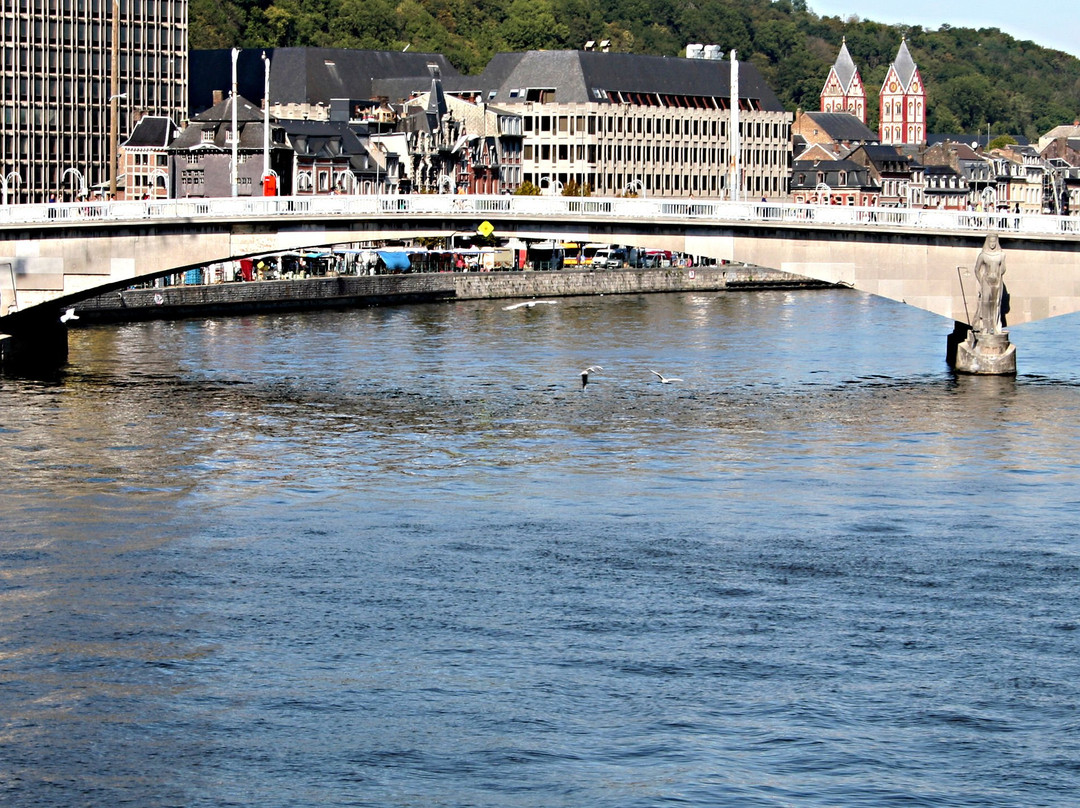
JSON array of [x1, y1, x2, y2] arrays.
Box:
[[592, 247, 626, 269]]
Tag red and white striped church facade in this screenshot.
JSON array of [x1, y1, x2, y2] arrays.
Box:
[[877, 38, 926, 146]]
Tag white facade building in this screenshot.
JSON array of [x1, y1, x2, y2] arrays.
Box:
[[447, 50, 791, 199]]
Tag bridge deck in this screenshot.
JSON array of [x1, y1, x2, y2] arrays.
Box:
[[2, 195, 1079, 330]]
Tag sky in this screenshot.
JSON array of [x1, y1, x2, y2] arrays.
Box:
[[807, 0, 1080, 59]]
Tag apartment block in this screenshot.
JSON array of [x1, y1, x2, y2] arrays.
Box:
[[1, 0, 188, 203], [444, 50, 791, 199]]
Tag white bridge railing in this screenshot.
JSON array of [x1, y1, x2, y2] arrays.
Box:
[[1, 193, 1078, 237]]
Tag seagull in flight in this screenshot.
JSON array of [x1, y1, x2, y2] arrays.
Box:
[[581, 365, 603, 389], [59, 307, 79, 323], [502, 299, 558, 311], [650, 369, 683, 384]]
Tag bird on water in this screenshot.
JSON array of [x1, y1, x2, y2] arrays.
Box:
[[650, 370, 682, 384], [581, 366, 603, 389], [502, 300, 557, 311]]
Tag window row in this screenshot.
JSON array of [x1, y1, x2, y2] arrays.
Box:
[[521, 113, 789, 141], [522, 142, 788, 168]]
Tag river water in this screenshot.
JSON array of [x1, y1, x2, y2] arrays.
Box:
[[2, 288, 1079, 807]]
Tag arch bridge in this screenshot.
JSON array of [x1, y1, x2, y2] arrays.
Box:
[[2, 194, 1079, 372]]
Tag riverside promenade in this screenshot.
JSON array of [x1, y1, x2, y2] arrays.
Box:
[[72, 265, 829, 323]]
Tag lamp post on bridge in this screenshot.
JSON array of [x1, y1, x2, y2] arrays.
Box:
[[108, 0, 121, 200], [148, 168, 170, 199], [231, 47, 240, 198], [62, 168, 87, 200], [1, 171, 21, 206]]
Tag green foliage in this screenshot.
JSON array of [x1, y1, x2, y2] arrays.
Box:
[[192, 0, 1080, 140], [514, 180, 541, 195], [987, 134, 1018, 150], [562, 179, 592, 196]]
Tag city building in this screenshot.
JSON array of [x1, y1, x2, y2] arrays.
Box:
[[792, 110, 877, 156], [1, 0, 189, 203], [846, 144, 924, 206], [442, 48, 792, 199], [878, 38, 926, 147], [168, 92, 291, 198], [820, 39, 866, 124], [120, 115, 179, 199], [279, 118, 385, 195], [193, 47, 791, 200], [921, 165, 968, 210], [790, 158, 879, 206], [401, 82, 523, 193]]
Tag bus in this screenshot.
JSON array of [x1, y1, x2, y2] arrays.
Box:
[[562, 242, 610, 267]]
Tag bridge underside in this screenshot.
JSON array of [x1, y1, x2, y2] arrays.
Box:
[[3, 212, 1079, 334]]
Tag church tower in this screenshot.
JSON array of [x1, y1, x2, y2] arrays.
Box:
[[820, 38, 866, 124], [878, 38, 926, 146]]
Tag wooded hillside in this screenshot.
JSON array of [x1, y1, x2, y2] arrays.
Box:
[[189, 0, 1080, 140]]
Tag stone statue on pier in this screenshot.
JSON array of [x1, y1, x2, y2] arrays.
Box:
[[951, 232, 1015, 374], [973, 233, 1006, 334]]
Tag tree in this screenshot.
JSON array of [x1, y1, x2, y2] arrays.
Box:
[[987, 134, 1018, 151], [562, 179, 592, 196], [514, 181, 541, 195]]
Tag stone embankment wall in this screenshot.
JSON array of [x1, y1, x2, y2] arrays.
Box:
[[74, 266, 826, 323]]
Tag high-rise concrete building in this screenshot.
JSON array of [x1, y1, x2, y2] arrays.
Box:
[[1, 0, 188, 203]]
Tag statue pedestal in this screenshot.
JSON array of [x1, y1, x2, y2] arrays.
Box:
[[954, 329, 1016, 375]]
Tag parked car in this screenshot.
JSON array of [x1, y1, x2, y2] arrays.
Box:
[[592, 247, 626, 269]]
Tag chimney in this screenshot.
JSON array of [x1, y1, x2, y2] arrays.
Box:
[[213, 89, 224, 104]]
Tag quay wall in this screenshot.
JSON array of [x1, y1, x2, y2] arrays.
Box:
[[73, 266, 825, 323]]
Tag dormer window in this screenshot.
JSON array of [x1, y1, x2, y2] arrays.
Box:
[[201, 129, 215, 143]]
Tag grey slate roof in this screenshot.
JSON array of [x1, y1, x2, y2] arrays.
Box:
[[123, 116, 180, 148], [189, 48, 462, 113], [791, 159, 875, 190], [892, 39, 918, 90], [800, 111, 876, 143], [278, 119, 372, 163], [444, 50, 784, 110], [193, 94, 265, 124], [832, 39, 858, 92], [170, 94, 274, 150]]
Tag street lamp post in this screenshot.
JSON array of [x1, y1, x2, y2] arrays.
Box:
[[262, 51, 272, 196], [62, 167, 87, 200], [109, 0, 120, 199], [231, 47, 240, 197], [148, 168, 169, 199], [1, 171, 21, 205]]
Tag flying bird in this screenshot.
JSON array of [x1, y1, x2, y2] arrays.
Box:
[[502, 299, 557, 311], [581, 365, 603, 389], [59, 307, 79, 323], [650, 369, 682, 384]]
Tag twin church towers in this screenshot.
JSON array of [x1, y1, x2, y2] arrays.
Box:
[[820, 37, 926, 146]]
